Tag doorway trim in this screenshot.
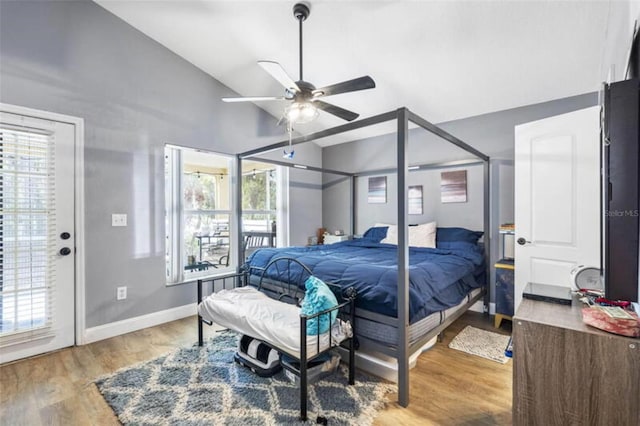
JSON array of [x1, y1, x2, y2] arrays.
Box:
[[0, 103, 86, 346]]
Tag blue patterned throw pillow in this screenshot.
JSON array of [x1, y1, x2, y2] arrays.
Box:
[[300, 276, 338, 335]]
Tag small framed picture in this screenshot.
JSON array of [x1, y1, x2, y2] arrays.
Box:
[[368, 176, 387, 204], [408, 185, 423, 215], [441, 170, 467, 203]]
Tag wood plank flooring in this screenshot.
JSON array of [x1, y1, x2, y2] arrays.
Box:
[[0, 312, 512, 425]]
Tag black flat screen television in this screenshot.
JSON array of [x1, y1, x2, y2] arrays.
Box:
[[603, 78, 640, 303]]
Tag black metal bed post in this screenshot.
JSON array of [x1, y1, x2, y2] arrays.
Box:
[[238, 111, 398, 158], [197, 279, 204, 346], [350, 175, 356, 237], [234, 155, 243, 270], [483, 159, 491, 311], [244, 156, 352, 177], [300, 315, 308, 421], [349, 294, 356, 385], [396, 108, 411, 407], [406, 111, 488, 160]]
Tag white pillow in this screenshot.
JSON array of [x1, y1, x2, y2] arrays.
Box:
[[381, 225, 398, 244], [409, 222, 437, 248], [381, 221, 437, 248]]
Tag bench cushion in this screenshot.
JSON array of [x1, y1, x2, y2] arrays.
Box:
[[198, 287, 351, 359]]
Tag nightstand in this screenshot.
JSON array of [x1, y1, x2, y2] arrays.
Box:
[[494, 258, 514, 328], [323, 235, 351, 244]]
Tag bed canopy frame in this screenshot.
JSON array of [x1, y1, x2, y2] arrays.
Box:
[[233, 107, 490, 407]]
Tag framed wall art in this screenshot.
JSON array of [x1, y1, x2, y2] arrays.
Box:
[[368, 176, 387, 204], [441, 170, 467, 203], [408, 185, 423, 214]]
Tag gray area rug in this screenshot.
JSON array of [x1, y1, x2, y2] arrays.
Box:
[[448, 325, 510, 364], [95, 331, 392, 425]]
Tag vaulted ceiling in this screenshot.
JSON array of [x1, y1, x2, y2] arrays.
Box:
[[95, 0, 621, 145]]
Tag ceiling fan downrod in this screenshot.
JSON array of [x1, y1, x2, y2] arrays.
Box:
[[293, 3, 310, 82]]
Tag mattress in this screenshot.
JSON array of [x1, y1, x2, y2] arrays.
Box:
[[247, 239, 486, 324], [198, 287, 351, 359], [356, 287, 484, 347]]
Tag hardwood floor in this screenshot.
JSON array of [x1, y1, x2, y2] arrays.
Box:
[[374, 314, 513, 426], [0, 312, 512, 425]]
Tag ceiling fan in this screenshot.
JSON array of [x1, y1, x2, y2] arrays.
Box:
[[222, 2, 376, 124]]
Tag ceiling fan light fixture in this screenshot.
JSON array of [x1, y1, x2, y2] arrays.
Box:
[[285, 101, 318, 124]]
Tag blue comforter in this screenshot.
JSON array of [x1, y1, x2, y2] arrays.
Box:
[[246, 240, 485, 324]]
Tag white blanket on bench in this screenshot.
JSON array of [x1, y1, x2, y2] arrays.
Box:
[[198, 287, 352, 359]]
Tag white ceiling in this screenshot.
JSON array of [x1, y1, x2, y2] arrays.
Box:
[[96, 0, 616, 146]]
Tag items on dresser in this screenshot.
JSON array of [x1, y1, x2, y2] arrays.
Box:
[[581, 305, 640, 337], [522, 282, 572, 305]]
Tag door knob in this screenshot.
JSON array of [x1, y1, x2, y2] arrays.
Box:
[[517, 237, 530, 246], [59, 247, 72, 256], [60, 232, 71, 240]]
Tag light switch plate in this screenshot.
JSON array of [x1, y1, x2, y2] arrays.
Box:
[[116, 286, 127, 300], [112, 214, 127, 227]]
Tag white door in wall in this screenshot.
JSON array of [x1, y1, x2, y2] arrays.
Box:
[[514, 106, 600, 311], [0, 110, 76, 363]]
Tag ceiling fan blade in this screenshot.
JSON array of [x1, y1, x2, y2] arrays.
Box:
[[222, 96, 285, 103], [258, 61, 300, 92], [313, 100, 359, 121], [313, 76, 375, 97]]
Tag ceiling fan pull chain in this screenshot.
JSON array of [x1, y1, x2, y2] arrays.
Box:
[[283, 121, 295, 159]]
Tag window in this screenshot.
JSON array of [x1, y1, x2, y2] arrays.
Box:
[[165, 146, 234, 284], [242, 161, 277, 233], [241, 161, 281, 261], [0, 127, 54, 338]]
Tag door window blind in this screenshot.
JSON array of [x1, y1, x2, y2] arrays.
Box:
[[0, 126, 56, 346]]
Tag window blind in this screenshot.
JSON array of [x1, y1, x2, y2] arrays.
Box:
[[0, 126, 56, 346]]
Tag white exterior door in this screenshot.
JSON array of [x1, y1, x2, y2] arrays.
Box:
[[0, 110, 76, 363], [514, 106, 600, 311]]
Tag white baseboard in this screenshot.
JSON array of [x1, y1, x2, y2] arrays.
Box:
[[83, 303, 197, 344], [469, 301, 496, 315]]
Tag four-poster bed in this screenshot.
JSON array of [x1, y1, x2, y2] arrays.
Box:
[[200, 107, 490, 411]]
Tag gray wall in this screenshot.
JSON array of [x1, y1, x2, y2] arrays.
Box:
[[288, 145, 324, 247], [352, 165, 485, 233], [322, 93, 597, 303], [0, 0, 291, 328]]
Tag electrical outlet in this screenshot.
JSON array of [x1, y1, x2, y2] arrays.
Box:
[[116, 286, 127, 300], [112, 214, 127, 227]]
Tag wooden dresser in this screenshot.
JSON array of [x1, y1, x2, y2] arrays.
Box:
[[513, 298, 640, 425]]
